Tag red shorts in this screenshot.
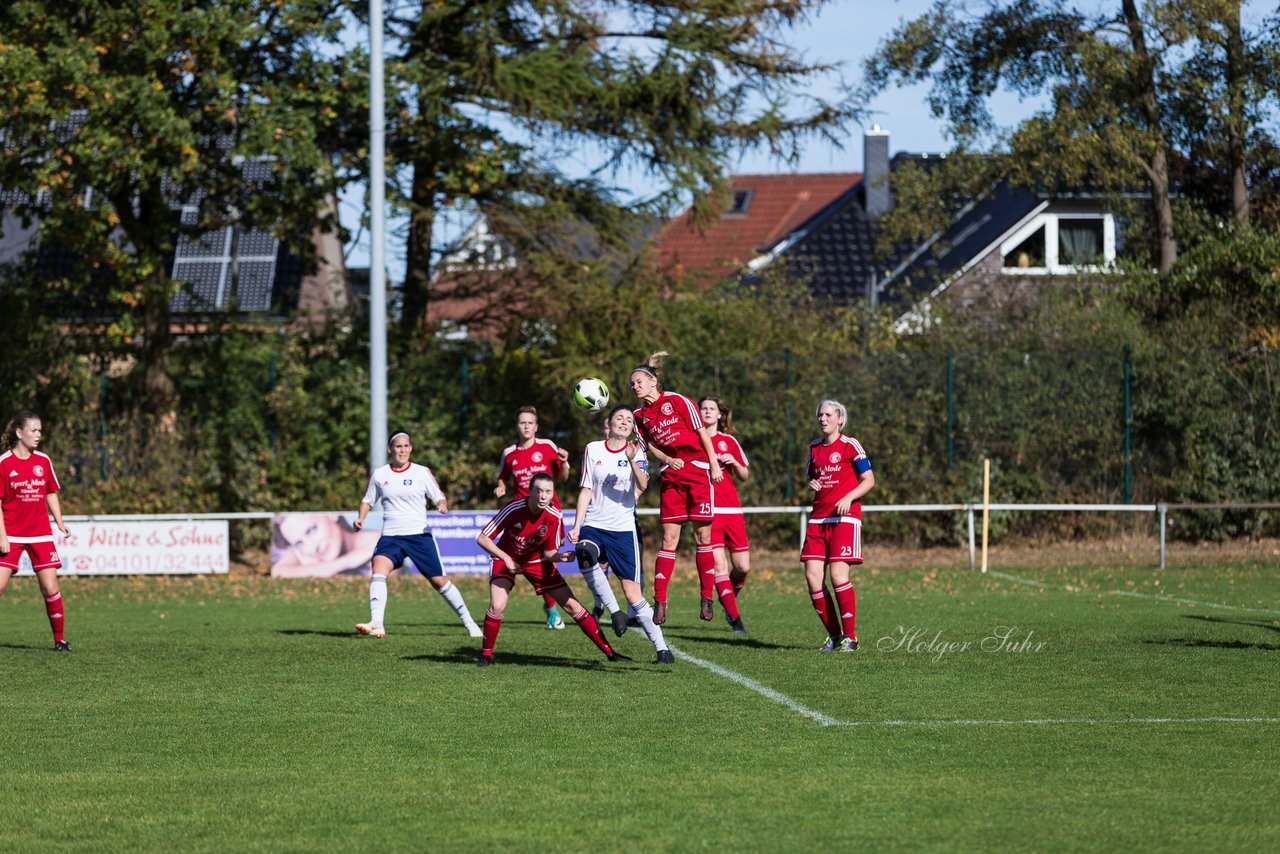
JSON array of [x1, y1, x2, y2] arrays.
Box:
[[658, 463, 714, 524], [710, 511, 749, 553], [800, 518, 862, 564], [0, 540, 61, 573], [490, 558, 569, 595]]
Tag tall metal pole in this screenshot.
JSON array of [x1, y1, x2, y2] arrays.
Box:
[[368, 0, 388, 470]]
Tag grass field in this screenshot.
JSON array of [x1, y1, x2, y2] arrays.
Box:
[[2, 555, 1278, 852]]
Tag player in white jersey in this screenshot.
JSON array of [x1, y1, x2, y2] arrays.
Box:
[[352, 431, 481, 639], [567, 406, 673, 664]]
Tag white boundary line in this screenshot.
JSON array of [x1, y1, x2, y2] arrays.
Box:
[[665, 644, 1278, 729], [991, 569, 1280, 616]]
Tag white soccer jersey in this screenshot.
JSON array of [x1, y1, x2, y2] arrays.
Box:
[[361, 462, 445, 536], [578, 440, 647, 532]]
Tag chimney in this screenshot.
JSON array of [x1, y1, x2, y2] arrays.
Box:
[[864, 125, 891, 220]]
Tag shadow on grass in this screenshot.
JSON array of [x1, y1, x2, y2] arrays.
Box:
[[0, 642, 40, 650], [403, 646, 633, 671], [276, 628, 360, 639], [662, 630, 795, 651], [1143, 638, 1280, 651], [1182, 614, 1280, 634]]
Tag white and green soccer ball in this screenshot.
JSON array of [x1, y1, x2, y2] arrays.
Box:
[[573, 377, 610, 414]]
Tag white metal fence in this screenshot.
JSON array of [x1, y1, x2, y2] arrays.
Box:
[[64, 501, 1280, 572]]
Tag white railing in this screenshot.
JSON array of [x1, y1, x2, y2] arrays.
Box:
[[65, 501, 1279, 571]]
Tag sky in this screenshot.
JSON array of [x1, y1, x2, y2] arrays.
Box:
[[341, 0, 1042, 280]]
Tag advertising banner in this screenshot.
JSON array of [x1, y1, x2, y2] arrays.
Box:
[[270, 510, 580, 577], [14, 520, 229, 576]]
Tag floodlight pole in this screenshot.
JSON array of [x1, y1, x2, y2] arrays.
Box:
[[368, 0, 388, 470]]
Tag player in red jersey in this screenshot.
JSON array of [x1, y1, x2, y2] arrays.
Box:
[[699, 396, 750, 632], [494, 406, 572, 630], [0, 412, 72, 651], [475, 473, 630, 667], [801, 400, 875, 652], [629, 352, 739, 629]]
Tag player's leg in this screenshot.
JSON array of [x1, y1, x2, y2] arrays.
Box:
[[803, 558, 841, 649], [575, 534, 623, 635], [621, 576, 671, 663], [542, 571, 624, 660], [701, 520, 724, 620], [479, 574, 514, 665], [653, 519, 682, 625], [0, 565, 12, 599], [697, 519, 742, 632], [727, 517, 751, 597], [415, 536, 482, 637], [828, 558, 858, 651], [356, 554, 396, 638], [34, 563, 67, 650]]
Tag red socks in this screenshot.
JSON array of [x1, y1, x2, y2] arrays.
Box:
[[542, 592, 558, 610], [810, 588, 840, 639], [654, 550, 676, 604], [44, 592, 65, 643], [481, 611, 502, 657], [573, 610, 614, 656], [696, 545, 716, 600], [714, 576, 740, 620], [832, 582, 857, 640]]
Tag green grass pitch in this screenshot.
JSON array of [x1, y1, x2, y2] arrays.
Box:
[[2, 560, 1278, 851]]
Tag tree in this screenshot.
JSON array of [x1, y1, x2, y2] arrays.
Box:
[[861, 0, 1280, 276], [0, 1, 357, 407], [366, 0, 853, 340]]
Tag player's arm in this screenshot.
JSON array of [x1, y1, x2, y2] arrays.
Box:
[[46, 493, 69, 537], [353, 501, 373, 530], [554, 445, 571, 480], [695, 424, 723, 482], [423, 468, 448, 514], [569, 485, 593, 543], [476, 532, 517, 570], [719, 449, 748, 481], [627, 443, 650, 494], [835, 468, 875, 516], [0, 513, 8, 555]]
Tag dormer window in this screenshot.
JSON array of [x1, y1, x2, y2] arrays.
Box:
[[725, 189, 753, 216], [1000, 213, 1114, 274]]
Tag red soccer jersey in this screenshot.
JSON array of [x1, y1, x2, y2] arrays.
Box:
[[1, 450, 60, 540], [709, 432, 749, 509], [807, 435, 871, 520], [497, 439, 564, 505], [633, 392, 708, 465], [480, 499, 564, 564]]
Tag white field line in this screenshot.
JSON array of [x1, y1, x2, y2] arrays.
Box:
[[665, 644, 1279, 729], [991, 569, 1280, 616]]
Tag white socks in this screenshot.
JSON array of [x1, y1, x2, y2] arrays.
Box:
[[437, 581, 481, 633], [368, 575, 388, 626], [628, 598, 667, 652], [581, 567, 621, 615]]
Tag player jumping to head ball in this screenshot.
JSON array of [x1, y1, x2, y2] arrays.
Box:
[[802, 400, 875, 652], [629, 352, 740, 629]]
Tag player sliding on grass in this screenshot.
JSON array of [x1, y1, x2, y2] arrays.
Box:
[[353, 430, 482, 639], [630, 351, 741, 630], [802, 400, 875, 652], [476, 473, 630, 667], [0, 411, 72, 652], [567, 405, 674, 665]]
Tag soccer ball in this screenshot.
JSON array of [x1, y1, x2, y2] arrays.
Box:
[[573, 377, 610, 413]]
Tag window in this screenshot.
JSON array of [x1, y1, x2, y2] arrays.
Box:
[[1000, 213, 1113, 274], [725, 189, 753, 216], [1003, 226, 1046, 269]]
